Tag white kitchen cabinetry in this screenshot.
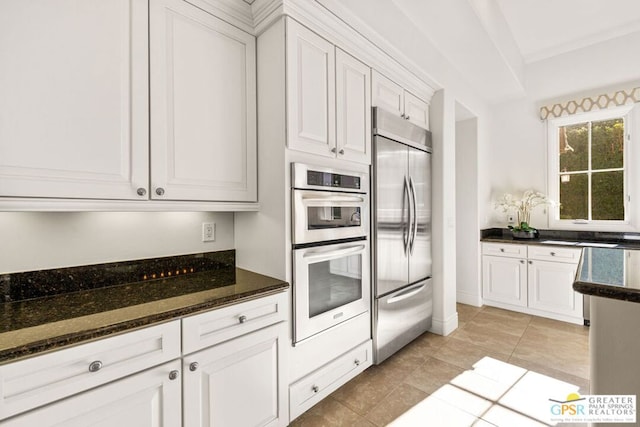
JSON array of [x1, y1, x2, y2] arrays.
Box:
[[0, 0, 149, 201], [182, 292, 288, 427], [150, 0, 256, 202], [482, 243, 583, 324], [482, 255, 528, 307], [3, 360, 182, 427], [0, 320, 181, 420], [372, 71, 430, 130], [286, 19, 371, 164], [0, 0, 257, 206]]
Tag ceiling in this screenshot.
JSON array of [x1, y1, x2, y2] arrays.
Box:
[[323, 0, 640, 105], [495, 0, 640, 63]]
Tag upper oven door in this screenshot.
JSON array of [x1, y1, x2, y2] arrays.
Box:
[[292, 190, 368, 245]]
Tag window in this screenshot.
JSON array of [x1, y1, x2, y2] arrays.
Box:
[[547, 105, 635, 230]]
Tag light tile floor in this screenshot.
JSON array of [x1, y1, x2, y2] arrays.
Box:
[[290, 303, 590, 426]]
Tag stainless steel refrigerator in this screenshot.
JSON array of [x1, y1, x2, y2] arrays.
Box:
[[372, 107, 433, 364]]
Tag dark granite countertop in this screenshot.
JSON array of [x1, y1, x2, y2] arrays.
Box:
[[0, 251, 288, 364], [481, 228, 640, 249], [573, 247, 640, 304]]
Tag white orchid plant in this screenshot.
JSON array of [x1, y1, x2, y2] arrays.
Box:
[[494, 190, 553, 232]]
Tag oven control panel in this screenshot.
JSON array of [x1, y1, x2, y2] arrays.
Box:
[[292, 163, 368, 194], [306, 170, 360, 190]]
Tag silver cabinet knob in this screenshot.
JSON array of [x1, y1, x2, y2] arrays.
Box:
[[189, 362, 199, 372], [528, 260, 533, 264], [520, 260, 525, 264], [169, 370, 179, 380], [354, 359, 360, 366], [331, 147, 337, 153], [155, 187, 165, 196], [500, 248, 505, 252], [339, 149, 345, 155], [401, 113, 406, 119], [238, 315, 247, 324], [312, 385, 319, 393], [405, 115, 411, 120], [88, 360, 103, 373], [550, 252, 556, 256], [136, 187, 147, 196]]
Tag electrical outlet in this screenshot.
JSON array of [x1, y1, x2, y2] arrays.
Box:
[[507, 214, 515, 224], [202, 222, 215, 242]]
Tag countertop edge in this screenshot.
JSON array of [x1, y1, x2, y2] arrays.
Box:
[[573, 280, 640, 304], [0, 282, 289, 364]]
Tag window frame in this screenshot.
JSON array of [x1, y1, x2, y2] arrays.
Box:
[[547, 104, 636, 231]]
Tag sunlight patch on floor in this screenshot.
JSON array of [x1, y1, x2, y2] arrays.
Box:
[[389, 356, 580, 427]]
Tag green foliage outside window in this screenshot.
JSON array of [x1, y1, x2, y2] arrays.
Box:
[[558, 118, 625, 221]]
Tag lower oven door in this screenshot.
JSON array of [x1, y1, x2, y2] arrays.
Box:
[[293, 240, 370, 344], [292, 189, 368, 244]]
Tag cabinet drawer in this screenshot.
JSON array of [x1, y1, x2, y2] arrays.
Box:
[[182, 292, 287, 354], [0, 320, 181, 420], [528, 245, 582, 264], [289, 340, 372, 420], [482, 242, 526, 258]]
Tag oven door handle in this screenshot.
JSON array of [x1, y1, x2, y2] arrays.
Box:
[[387, 283, 426, 304], [300, 195, 366, 204], [302, 244, 366, 261]]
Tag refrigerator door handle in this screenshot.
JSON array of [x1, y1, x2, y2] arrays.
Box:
[[408, 176, 417, 254], [386, 282, 427, 304], [403, 176, 411, 254]]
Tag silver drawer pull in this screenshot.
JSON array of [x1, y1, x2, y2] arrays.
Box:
[[169, 370, 179, 380], [312, 385, 319, 393], [500, 248, 505, 252], [550, 252, 556, 256], [88, 360, 103, 373], [354, 359, 360, 366], [189, 362, 199, 372], [239, 315, 247, 324]]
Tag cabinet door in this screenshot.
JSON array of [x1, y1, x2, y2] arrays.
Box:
[[404, 91, 430, 130], [150, 0, 257, 202], [372, 71, 404, 118], [528, 260, 582, 318], [286, 19, 336, 157], [482, 256, 527, 307], [3, 360, 181, 427], [0, 0, 149, 200], [335, 48, 371, 164], [183, 323, 287, 427]]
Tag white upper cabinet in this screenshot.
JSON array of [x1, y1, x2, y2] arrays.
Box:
[[150, 0, 257, 202], [371, 72, 404, 118], [404, 91, 430, 130], [286, 19, 336, 158], [372, 71, 430, 130], [0, 0, 149, 200], [286, 19, 371, 164], [335, 48, 371, 164], [0, 0, 257, 206]]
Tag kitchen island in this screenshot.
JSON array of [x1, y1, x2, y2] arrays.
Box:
[[574, 247, 640, 426]]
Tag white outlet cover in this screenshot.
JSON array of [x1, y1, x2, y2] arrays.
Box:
[[202, 222, 215, 242]]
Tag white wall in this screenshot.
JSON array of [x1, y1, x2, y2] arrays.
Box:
[[0, 212, 234, 274], [485, 32, 640, 229], [456, 117, 482, 306]]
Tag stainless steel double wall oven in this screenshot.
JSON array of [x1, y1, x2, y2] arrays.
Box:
[[291, 163, 370, 344]]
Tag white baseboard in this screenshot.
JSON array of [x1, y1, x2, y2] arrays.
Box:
[[430, 312, 459, 336], [456, 290, 482, 307]]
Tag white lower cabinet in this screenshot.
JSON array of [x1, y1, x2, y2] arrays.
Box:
[[482, 255, 527, 307], [183, 322, 287, 427], [289, 340, 371, 421], [3, 360, 182, 427], [482, 243, 583, 324], [0, 293, 289, 426]]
